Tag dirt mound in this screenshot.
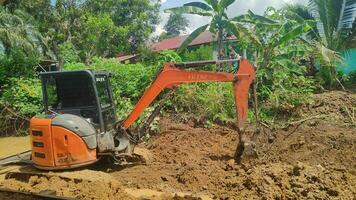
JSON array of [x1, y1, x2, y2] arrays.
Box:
[[0, 170, 135, 200], [225, 162, 356, 199], [301, 91, 356, 125], [113, 105, 356, 199]]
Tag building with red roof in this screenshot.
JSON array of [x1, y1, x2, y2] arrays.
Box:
[[117, 31, 237, 62]]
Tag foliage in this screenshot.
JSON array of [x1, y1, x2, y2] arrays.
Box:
[[0, 47, 39, 86], [164, 13, 189, 37], [0, 77, 42, 135], [74, 13, 128, 63], [157, 50, 182, 64], [58, 41, 80, 64], [0, 78, 42, 116], [307, 0, 356, 87], [84, 0, 160, 53], [0, 7, 46, 56], [232, 8, 316, 114], [165, 0, 238, 55], [1, 0, 160, 64], [171, 83, 237, 124], [180, 45, 214, 61], [308, 0, 356, 51], [343, 71, 356, 85], [157, 32, 169, 41]]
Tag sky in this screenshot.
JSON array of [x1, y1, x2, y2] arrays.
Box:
[[154, 0, 308, 36]]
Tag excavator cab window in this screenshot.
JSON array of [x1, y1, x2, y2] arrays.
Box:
[[95, 74, 117, 131], [95, 75, 112, 109]]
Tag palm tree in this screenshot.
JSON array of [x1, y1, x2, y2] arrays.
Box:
[[307, 0, 356, 87], [308, 0, 356, 51], [0, 8, 45, 55], [165, 0, 238, 58]]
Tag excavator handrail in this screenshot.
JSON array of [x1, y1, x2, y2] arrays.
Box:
[[122, 59, 255, 131]]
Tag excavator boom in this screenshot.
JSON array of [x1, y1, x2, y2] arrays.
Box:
[[122, 59, 255, 131]]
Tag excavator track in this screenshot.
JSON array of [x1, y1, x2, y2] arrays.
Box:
[[0, 150, 32, 168]]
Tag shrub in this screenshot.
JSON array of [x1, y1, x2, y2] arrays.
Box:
[[171, 82, 237, 124], [0, 78, 42, 135], [180, 45, 213, 61], [0, 47, 39, 86]]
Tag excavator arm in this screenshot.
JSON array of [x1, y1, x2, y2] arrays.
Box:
[[122, 59, 255, 131]]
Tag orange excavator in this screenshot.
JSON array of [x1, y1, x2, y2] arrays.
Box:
[[25, 59, 255, 170]]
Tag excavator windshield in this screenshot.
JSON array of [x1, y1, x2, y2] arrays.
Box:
[[43, 73, 97, 109]]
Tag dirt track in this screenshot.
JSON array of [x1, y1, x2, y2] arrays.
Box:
[[0, 91, 355, 199]]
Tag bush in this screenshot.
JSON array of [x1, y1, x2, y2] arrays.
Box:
[[171, 83, 237, 124], [180, 45, 213, 61], [0, 78, 42, 135], [0, 47, 41, 135], [58, 42, 81, 65], [0, 78, 42, 115], [0, 47, 39, 86]]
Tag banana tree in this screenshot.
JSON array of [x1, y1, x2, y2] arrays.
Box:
[[231, 9, 314, 71], [165, 0, 239, 59]]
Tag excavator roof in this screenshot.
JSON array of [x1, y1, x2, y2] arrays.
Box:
[[40, 70, 110, 77]]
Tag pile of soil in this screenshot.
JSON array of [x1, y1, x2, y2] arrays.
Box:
[[0, 170, 135, 200], [301, 91, 355, 124], [0, 91, 355, 199], [112, 117, 355, 199]]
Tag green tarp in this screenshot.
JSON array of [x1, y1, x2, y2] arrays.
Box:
[[339, 48, 356, 75]]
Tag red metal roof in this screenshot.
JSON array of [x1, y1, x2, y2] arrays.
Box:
[[117, 31, 237, 62], [150, 31, 237, 52]]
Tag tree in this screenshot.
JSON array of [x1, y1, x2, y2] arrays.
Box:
[[308, 0, 356, 51], [232, 8, 313, 69], [164, 13, 189, 37], [165, 0, 239, 57], [73, 13, 128, 64], [84, 0, 160, 53], [0, 8, 45, 55], [307, 0, 356, 87]]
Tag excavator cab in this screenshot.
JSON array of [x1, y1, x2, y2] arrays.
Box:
[[30, 70, 124, 170], [41, 70, 116, 132]]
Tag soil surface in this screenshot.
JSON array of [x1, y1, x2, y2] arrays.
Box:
[[0, 136, 30, 158], [0, 91, 355, 199]]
